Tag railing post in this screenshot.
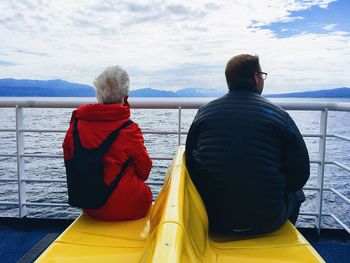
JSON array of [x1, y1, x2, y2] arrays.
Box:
[[178, 106, 182, 145], [315, 108, 328, 234], [16, 106, 27, 217]]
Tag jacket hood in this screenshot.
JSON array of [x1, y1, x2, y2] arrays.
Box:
[[76, 103, 130, 121]]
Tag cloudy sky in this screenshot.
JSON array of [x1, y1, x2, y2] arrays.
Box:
[[0, 0, 349, 93]]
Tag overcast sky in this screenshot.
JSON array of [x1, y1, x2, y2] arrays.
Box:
[[0, 0, 349, 93]]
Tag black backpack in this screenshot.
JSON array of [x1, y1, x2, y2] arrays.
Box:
[[65, 118, 133, 209]]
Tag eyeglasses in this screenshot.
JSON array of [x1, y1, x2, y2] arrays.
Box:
[[257, 71, 268, 80]]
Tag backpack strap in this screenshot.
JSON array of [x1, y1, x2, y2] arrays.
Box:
[[72, 118, 83, 153], [97, 119, 134, 156], [108, 158, 132, 192], [73, 118, 133, 156]]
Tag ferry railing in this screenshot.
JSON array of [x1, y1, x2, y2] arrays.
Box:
[[0, 98, 349, 235]]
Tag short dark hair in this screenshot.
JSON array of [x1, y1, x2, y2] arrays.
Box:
[[225, 54, 261, 90]]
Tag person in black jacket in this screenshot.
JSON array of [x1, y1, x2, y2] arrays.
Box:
[[185, 54, 310, 235]]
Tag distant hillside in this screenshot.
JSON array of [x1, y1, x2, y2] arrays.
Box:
[[130, 88, 176, 97], [265, 87, 350, 98], [0, 78, 95, 97], [175, 88, 225, 98], [0, 79, 225, 98], [129, 87, 225, 97], [0, 78, 349, 98]]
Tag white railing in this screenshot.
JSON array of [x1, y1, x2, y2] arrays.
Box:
[[0, 98, 350, 235]]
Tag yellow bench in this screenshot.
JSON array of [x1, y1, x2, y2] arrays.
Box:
[[36, 146, 324, 262]]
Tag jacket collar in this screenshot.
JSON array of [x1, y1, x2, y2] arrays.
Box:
[[76, 103, 130, 121], [229, 85, 260, 94]]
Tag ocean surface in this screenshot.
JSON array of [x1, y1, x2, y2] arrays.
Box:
[[0, 97, 349, 229]]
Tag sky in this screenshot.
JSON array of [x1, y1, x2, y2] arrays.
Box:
[[0, 0, 349, 94]]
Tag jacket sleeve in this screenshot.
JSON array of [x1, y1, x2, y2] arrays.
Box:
[[62, 110, 77, 161], [125, 123, 152, 181], [283, 116, 310, 192]]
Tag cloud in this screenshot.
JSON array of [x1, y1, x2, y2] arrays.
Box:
[[166, 4, 206, 18], [0, 60, 16, 66], [323, 23, 337, 30], [16, 49, 49, 56], [0, 0, 349, 93]]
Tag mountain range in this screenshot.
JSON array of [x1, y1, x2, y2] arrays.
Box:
[[0, 79, 95, 97], [265, 87, 350, 98], [0, 78, 349, 98]]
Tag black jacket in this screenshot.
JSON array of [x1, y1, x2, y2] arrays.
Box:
[[185, 86, 310, 234]]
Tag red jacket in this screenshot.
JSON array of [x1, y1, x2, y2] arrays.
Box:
[[63, 102, 152, 220]]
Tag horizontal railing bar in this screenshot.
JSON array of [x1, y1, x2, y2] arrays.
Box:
[[327, 161, 350, 173], [10, 153, 310, 163], [323, 213, 334, 217], [300, 212, 318, 216], [310, 159, 321, 164], [0, 154, 17, 157], [21, 129, 66, 133], [0, 98, 208, 109], [0, 202, 18, 206], [148, 182, 164, 186], [22, 130, 188, 135], [0, 129, 334, 138], [0, 129, 66, 133], [329, 188, 350, 204], [0, 130, 331, 139], [0, 131, 333, 140], [23, 202, 70, 207], [274, 101, 350, 111], [0, 129, 15, 132], [8, 207, 329, 216], [143, 131, 187, 135], [302, 133, 322, 138], [299, 212, 334, 217], [1, 98, 350, 111], [7, 130, 188, 136], [19, 154, 173, 161], [328, 134, 350, 142], [0, 178, 19, 182], [0, 154, 329, 165], [303, 187, 337, 192], [0, 130, 326, 139], [0, 178, 66, 183], [303, 187, 320, 191], [0, 131, 343, 146], [329, 214, 350, 234], [0, 178, 165, 185], [22, 154, 62, 158], [303, 187, 344, 191], [152, 157, 173, 161], [0, 129, 189, 135], [24, 179, 66, 183]]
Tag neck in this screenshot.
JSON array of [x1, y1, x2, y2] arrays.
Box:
[[229, 85, 260, 94]]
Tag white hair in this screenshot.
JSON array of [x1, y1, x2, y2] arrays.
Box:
[[93, 65, 130, 104]]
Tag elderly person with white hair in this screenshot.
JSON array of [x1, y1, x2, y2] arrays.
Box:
[[63, 66, 152, 220]]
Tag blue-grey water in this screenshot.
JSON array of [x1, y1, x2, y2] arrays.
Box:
[[0, 97, 349, 229]]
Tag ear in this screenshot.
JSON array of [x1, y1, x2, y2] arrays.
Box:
[[123, 96, 129, 105], [253, 72, 259, 86]]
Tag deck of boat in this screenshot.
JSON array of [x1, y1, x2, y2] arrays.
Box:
[[0, 217, 349, 263]]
